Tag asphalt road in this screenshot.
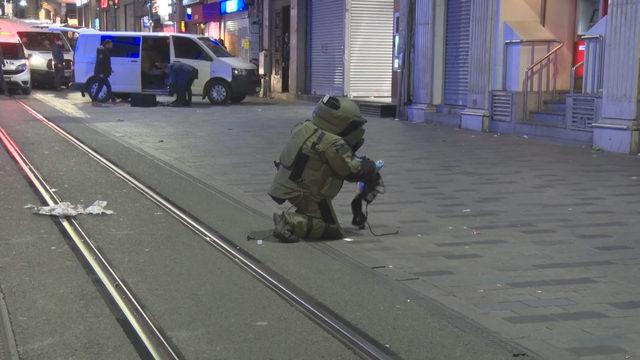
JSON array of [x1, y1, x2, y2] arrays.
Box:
[[0, 92, 536, 359]]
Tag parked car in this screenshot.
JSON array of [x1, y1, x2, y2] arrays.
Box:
[[0, 28, 31, 94], [73, 31, 260, 104]]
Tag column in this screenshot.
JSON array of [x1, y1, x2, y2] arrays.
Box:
[[289, 0, 307, 95], [460, 0, 495, 131], [407, 0, 436, 122], [593, 0, 640, 154]]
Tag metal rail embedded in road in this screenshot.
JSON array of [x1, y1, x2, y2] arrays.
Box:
[[0, 127, 181, 360], [15, 100, 399, 360]]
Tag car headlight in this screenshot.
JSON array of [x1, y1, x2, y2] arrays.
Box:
[[233, 68, 247, 76], [29, 54, 46, 66], [16, 63, 28, 73]]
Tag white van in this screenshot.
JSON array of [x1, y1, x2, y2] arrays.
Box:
[[0, 34, 31, 94], [15, 29, 74, 88], [74, 32, 260, 104]]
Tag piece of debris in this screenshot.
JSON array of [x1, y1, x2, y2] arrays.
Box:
[[592, 145, 602, 152], [522, 135, 529, 139], [26, 200, 114, 217], [343, 238, 354, 242], [84, 201, 115, 215], [255, 321, 268, 326], [257, 239, 263, 245], [462, 209, 471, 213]]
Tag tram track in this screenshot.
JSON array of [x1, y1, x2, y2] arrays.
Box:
[[0, 127, 182, 360], [5, 99, 398, 360]]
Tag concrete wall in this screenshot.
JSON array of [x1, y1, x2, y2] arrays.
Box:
[[543, 0, 577, 90]]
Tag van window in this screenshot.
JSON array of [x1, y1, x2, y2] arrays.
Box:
[[0, 43, 26, 59], [197, 37, 232, 58], [17, 32, 71, 52], [100, 36, 141, 58], [173, 36, 212, 61]]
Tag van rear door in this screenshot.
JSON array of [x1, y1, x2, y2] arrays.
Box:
[[100, 35, 141, 93]]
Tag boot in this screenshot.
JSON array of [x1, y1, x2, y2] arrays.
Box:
[[272, 212, 301, 243]]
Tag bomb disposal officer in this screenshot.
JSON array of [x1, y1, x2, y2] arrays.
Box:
[[269, 96, 380, 242]]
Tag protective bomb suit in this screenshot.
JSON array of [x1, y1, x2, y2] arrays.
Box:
[[269, 96, 380, 242]]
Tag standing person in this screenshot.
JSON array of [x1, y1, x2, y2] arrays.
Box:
[[91, 39, 116, 102], [0, 44, 6, 95], [268, 96, 382, 242], [51, 38, 65, 90]]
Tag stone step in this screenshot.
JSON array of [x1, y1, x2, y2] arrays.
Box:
[[530, 111, 565, 127], [543, 100, 567, 113], [355, 101, 397, 118]]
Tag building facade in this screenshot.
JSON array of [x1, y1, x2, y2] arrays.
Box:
[[398, 0, 640, 154]]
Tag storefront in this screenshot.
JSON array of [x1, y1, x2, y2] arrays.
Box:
[[184, 0, 204, 34], [219, 0, 258, 64], [202, 2, 222, 38], [308, 0, 394, 99]]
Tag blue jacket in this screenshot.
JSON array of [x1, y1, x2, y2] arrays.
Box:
[[52, 43, 65, 64]]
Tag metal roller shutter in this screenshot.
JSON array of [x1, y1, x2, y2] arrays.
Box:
[[444, 0, 471, 106], [224, 13, 251, 62], [347, 0, 394, 98], [310, 0, 346, 96]]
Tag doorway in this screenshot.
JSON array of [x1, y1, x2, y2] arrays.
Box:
[[281, 5, 291, 93]]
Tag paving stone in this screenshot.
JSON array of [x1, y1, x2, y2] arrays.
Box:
[[443, 254, 483, 260], [532, 260, 615, 269], [411, 270, 454, 277], [607, 301, 640, 310], [507, 278, 598, 288], [522, 298, 578, 308], [593, 245, 634, 251], [565, 345, 628, 357]]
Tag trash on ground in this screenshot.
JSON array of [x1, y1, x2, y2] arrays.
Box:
[[84, 201, 115, 215], [343, 238, 354, 242], [462, 209, 471, 212], [522, 135, 529, 139], [26, 200, 114, 217], [257, 239, 263, 245]]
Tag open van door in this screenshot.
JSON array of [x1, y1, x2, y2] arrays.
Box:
[[100, 35, 141, 93]]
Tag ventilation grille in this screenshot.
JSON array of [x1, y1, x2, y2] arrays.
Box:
[[568, 96, 597, 130], [491, 91, 513, 122]]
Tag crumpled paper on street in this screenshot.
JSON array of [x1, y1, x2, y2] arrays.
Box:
[[25, 200, 114, 217]]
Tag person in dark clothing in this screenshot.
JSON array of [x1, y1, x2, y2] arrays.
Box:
[[167, 62, 198, 107], [0, 45, 6, 95], [91, 40, 116, 102], [51, 38, 65, 90]]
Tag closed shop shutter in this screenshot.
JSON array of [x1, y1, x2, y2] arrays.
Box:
[[443, 0, 471, 106], [310, 0, 345, 96], [224, 13, 250, 62], [347, 0, 394, 98]]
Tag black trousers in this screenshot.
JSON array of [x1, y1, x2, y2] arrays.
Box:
[[0, 67, 5, 93], [53, 64, 64, 89]]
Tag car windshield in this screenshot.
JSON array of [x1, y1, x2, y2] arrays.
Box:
[[0, 42, 26, 59], [197, 37, 232, 57], [17, 32, 71, 52]]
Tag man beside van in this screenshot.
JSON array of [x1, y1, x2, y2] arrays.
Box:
[[52, 38, 65, 91], [91, 39, 116, 102], [168, 61, 198, 107]]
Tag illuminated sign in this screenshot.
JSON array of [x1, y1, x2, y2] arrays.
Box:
[[99, 0, 108, 9], [220, 0, 246, 14], [75, 0, 89, 6], [113, 0, 120, 7]]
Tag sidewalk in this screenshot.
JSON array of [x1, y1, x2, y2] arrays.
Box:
[[24, 92, 640, 359]]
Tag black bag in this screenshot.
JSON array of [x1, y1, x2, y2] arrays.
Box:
[[130, 93, 157, 107]]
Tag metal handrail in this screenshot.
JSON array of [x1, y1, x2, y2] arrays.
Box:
[[526, 43, 564, 72], [502, 39, 561, 90], [522, 42, 564, 121], [570, 60, 584, 94]]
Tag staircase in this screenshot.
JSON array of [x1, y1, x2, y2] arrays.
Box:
[[529, 97, 566, 127]]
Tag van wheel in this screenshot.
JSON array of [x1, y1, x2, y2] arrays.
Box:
[[230, 95, 246, 103], [86, 77, 111, 103], [22, 87, 32, 95], [206, 79, 230, 105]]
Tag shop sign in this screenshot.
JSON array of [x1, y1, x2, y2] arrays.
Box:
[[75, 0, 89, 7], [99, 0, 108, 9], [182, 0, 200, 6], [220, 0, 246, 14]]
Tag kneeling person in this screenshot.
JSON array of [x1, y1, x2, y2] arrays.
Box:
[[269, 96, 379, 242]]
